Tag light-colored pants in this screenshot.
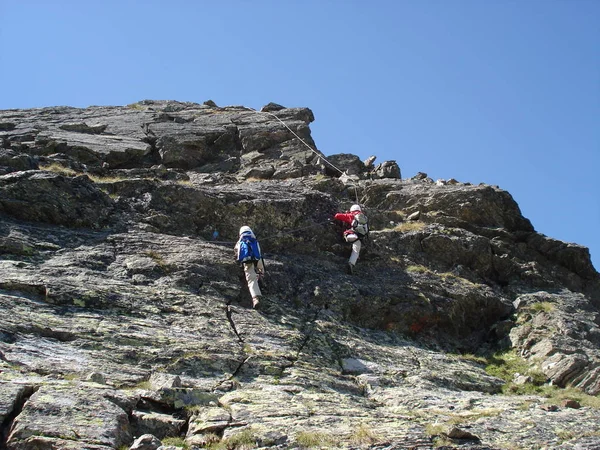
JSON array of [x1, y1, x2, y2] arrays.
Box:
[[344, 235, 362, 266], [243, 262, 262, 298]]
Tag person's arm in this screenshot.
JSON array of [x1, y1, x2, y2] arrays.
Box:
[[256, 242, 265, 273], [334, 212, 353, 225], [256, 258, 265, 273]]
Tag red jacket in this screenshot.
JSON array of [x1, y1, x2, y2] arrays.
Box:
[[335, 211, 360, 235]]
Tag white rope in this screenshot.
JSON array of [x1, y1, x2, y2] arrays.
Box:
[[242, 107, 346, 176], [243, 106, 363, 208]]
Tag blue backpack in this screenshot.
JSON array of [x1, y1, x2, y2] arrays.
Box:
[[237, 233, 261, 263]]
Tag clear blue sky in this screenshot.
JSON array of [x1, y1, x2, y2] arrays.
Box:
[[1, 1, 598, 270]]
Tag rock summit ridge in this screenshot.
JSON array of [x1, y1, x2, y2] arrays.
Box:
[[0, 100, 599, 449]]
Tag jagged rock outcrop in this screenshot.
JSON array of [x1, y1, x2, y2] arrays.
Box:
[[1, 101, 599, 450]]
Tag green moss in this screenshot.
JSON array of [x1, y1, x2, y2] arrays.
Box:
[[485, 350, 533, 382], [484, 350, 576, 396], [528, 301, 555, 313]]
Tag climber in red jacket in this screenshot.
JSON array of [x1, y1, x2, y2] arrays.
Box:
[[334, 204, 369, 274]]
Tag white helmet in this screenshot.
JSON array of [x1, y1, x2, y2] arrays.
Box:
[[239, 225, 253, 235], [350, 204, 361, 212]]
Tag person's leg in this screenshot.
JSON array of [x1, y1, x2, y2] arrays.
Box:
[[244, 263, 262, 306], [349, 239, 362, 266]]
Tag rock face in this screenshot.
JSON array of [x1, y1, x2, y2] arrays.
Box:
[[0, 101, 599, 450]]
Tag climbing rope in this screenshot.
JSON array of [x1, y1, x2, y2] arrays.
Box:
[[203, 106, 371, 247], [242, 106, 362, 207]]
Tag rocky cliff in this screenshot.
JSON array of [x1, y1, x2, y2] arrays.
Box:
[[0, 100, 599, 450]]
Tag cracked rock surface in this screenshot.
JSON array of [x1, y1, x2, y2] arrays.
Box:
[[0, 101, 599, 449]]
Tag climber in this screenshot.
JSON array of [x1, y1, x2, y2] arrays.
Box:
[[334, 204, 369, 274], [234, 226, 265, 308]]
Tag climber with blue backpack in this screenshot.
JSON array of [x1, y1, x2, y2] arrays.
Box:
[[334, 204, 369, 274], [234, 225, 265, 308]]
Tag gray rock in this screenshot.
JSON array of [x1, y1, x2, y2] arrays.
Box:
[[327, 153, 365, 176], [373, 160, 401, 179], [407, 210, 420, 221], [187, 407, 231, 435], [130, 434, 162, 450], [130, 410, 186, 440], [0, 101, 599, 450], [5, 386, 132, 449], [340, 358, 372, 375], [149, 373, 182, 389], [260, 102, 286, 112], [364, 155, 377, 168], [86, 372, 107, 384]]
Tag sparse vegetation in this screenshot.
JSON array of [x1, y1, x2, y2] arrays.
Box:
[[406, 264, 430, 274], [61, 373, 79, 381], [40, 163, 77, 176], [446, 408, 503, 424], [39, 163, 130, 185], [87, 174, 127, 183], [456, 353, 488, 365], [393, 221, 426, 232], [242, 343, 255, 354], [127, 102, 145, 110], [485, 350, 547, 394], [128, 380, 153, 390], [528, 301, 555, 313], [432, 436, 455, 448], [483, 351, 600, 405], [184, 404, 203, 416], [209, 428, 256, 450], [350, 423, 377, 445], [424, 422, 445, 436], [540, 386, 600, 409], [144, 250, 170, 272], [295, 430, 338, 448], [162, 436, 189, 449], [438, 271, 478, 286]]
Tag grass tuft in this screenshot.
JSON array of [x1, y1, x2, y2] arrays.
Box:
[[350, 423, 377, 445], [40, 163, 77, 176], [406, 264, 430, 274], [295, 430, 337, 448], [528, 301, 555, 313], [393, 221, 426, 232], [161, 437, 189, 449]]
